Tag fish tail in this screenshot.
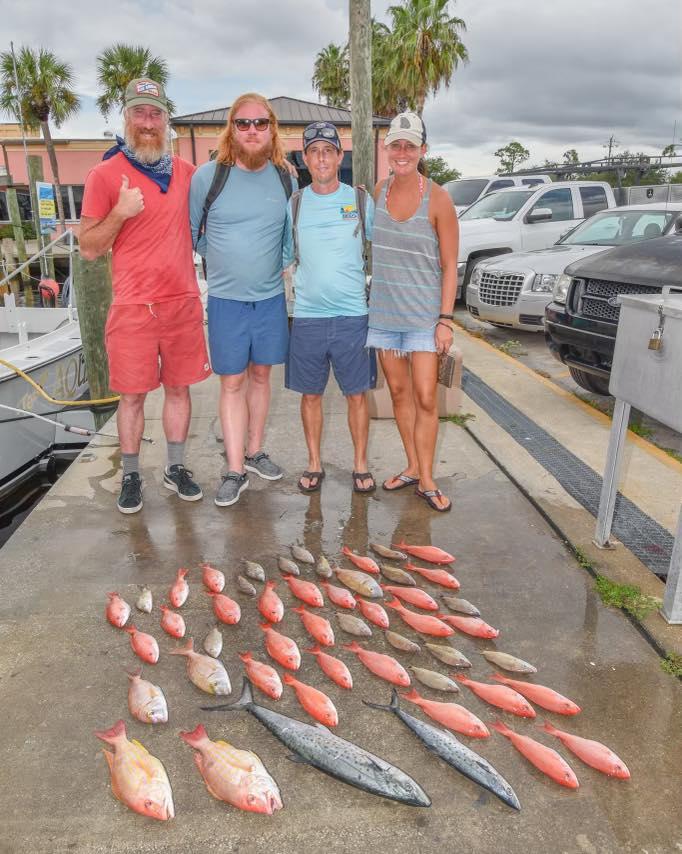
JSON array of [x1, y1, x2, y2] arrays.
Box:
[[202, 678, 254, 713], [94, 719, 126, 744], [453, 674, 467, 683], [259, 622, 271, 631], [341, 546, 351, 556], [384, 598, 400, 611], [179, 724, 207, 746], [542, 721, 559, 735], [490, 672, 507, 684], [303, 645, 321, 655], [169, 637, 194, 656], [178, 568, 188, 579], [491, 719, 512, 737], [402, 688, 420, 701], [123, 624, 137, 635], [282, 673, 295, 685], [362, 688, 400, 713], [106, 591, 119, 599], [238, 651, 252, 662], [342, 641, 360, 652], [265, 580, 276, 590], [125, 666, 142, 680], [291, 605, 303, 614]]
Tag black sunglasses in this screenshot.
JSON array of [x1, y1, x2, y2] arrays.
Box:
[[233, 117, 270, 131]]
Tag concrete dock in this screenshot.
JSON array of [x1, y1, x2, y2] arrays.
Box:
[[1, 347, 681, 853]]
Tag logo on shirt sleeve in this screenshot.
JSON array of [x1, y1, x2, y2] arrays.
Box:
[[340, 204, 359, 220]]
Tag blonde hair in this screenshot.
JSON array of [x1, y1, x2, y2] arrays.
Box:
[[215, 93, 287, 168]]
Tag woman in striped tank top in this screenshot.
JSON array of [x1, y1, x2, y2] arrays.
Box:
[[367, 113, 459, 512]]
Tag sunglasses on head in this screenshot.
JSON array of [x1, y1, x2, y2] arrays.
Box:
[[304, 125, 337, 140], [233, 117, 270, 131]]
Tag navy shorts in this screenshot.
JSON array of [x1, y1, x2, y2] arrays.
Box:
[[286, 315, 376, 396], [207, 292, 289, 375]]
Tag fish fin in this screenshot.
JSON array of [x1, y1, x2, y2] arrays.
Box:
[[201, 678, 253, 712], [286, 753, 309, 764], [101, 749, 114, 771], [94, 719, 126, 744], [130, 739, 149, 753]]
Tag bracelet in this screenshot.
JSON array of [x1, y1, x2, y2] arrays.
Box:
[[438, 313, 454, 320], [437, 321, 454, 331]]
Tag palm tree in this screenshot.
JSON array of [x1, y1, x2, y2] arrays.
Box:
[[386, 0, 468, 116], [96, 44, 174, 119], [0, 46, 80, 231], [312, 43, 350, 108]]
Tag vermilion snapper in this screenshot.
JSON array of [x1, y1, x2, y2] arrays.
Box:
[[455, 675, 536, 717], [492, 720, 579, 789], [94, 719, 174, 820], [291, 605, 335, 646], [343, 641, 411, 687], [201, 562, 225, 593], [180, 724, 283, 814], [404, 563, 460, 589], [106, 592, 130, 628], [392, 541, 455, 564], [380, 585, 438, 611], [169, 568, 189, 607], [282, 574, 324, 607], [355, 597, 390, 628], [320, 581, 356, 609], [341, 546, 380, 574], [207, 591, 241, 624], [124, 625, 159, 664], [439, 614, 499, 639], [258, 581, 284, 623], [260, 622, 301, 670], [160, 605, 186, 639], [492, 674, 581, 715], [304, 645, 353, 689], [170, 637, 231, 695], [542, 722, 630, 778], [238, 652, 283, 700], [283, 673, 338, 726], [127, 667, 168, 724], [401, 688, 489, 738], [385, 598, 454, 637]]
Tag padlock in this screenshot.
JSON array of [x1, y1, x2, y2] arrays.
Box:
[[648, 327, 663, 350]]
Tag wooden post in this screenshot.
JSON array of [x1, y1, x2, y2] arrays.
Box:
[[27, 154, 56, 282], [349, 0, 374, 192], [5, 188, 30, 295], [72, 252, 115, 429]]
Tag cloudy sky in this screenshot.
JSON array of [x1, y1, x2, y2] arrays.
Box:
[[2, 0, 680, 176]]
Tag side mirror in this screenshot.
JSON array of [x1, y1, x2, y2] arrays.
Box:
[[527, 207, 553, 224]]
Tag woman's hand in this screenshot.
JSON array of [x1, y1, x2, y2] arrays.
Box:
[[435, 321, 454, 355]]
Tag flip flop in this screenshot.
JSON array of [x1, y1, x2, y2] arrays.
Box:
[[382, 473, 419, 492], [353, 471, 376, 494], [298, 470, 325, 493], [415, 487, 452, 513]]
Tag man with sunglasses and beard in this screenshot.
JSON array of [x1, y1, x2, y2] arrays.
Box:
[[80, 78, 210, 515], [190, 93, 295, 507]]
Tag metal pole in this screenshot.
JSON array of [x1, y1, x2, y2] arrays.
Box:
[[593, 397, 631, 548], [349, 0, 374, 192], [662, 502, 682, 624]]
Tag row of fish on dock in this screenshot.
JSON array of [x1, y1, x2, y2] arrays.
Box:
[[97, 539, 629, 821]]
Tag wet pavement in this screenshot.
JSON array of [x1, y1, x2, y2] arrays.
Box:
[[0, 369, 681, 854]]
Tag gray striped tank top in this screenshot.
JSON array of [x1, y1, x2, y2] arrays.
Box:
[[369, 178, 442, 332]]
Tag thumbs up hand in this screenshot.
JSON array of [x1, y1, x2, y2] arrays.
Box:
[[115, 174, 145, 219]]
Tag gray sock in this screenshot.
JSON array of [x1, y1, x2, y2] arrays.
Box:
[[122, 453, 139, 477], [167, 441, 185, 470]]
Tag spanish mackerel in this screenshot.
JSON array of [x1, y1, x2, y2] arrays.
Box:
[[203, 679, 431, 807], [364, 690, 520, 811]]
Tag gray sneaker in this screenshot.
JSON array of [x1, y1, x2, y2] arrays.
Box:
[[245, 451, 283, 481], [215, 471, 249, 507]]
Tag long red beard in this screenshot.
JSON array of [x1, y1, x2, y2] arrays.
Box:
[[124, 121, 167, 164], [234, 137, 273, 170]]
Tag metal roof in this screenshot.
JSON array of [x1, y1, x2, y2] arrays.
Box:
[[171, 96, 390, 127]]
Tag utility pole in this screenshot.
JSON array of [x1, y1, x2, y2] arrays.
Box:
[[603, 135, 619, 164], [349, 0, 374, 191]]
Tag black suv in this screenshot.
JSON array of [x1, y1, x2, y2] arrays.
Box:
[[544, 231, 682, 394]]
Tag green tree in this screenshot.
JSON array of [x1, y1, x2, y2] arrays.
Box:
[[494, 141, 530, 174], [312, 43, 350, 108], [386, 0, 468, 115], [563, 149, 580, 164], [670, 171, 682, 184], [0, 46, 80, 231], [424, 155, 460, 184], [96, 43, 174, 119], [662, 143, 676, 157]]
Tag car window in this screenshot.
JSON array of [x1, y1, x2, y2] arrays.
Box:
[[529, 187, 574, 222], [579, 186, 609, 218], [459, 190, 535, 221], [522, 178, 546, 187], [488, 179, 514, 192], [445, 179, 488, 206], [562, 209, 677, 246], [630, 212, 671, 239]]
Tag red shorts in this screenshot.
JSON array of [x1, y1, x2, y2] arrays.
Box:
[[105, 296, 211, 393]]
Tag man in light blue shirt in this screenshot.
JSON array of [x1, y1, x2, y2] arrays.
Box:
[[190, 93, 295, 507], [283, 121, 376, 494]]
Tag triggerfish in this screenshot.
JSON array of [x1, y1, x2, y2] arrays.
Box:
[[180, 724, 282, 813]]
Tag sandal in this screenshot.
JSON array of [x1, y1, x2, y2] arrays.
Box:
[[382, 473, 419, 491], [298, 470, 325, 493], [415, 487, 452, 513], [353, 471, 376, 494]]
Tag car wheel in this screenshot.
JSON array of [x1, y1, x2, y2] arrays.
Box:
[[568, 366, 611, 396], [458, 260, 477, 304]]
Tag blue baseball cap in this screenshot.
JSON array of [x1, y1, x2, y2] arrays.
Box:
[[303, 121, 341, 151]]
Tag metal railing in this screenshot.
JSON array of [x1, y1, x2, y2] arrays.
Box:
[[0, 229, 76, 308]]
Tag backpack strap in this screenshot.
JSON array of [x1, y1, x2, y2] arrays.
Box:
[[195, 162, 231, 251], [353, 185, 369, 276], [276, 164, 294, 201], [290, 188, 304, 271]]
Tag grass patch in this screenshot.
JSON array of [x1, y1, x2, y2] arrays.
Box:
[[496, 339, 527, 357], [662, 447, 682, 463], [533, 368, 551, 379], [628, 422, 653, 439], [442, 412, 476, 427], [594, 574, 660, 620], [573, 546, 593, 570], [660, 653, 682, 677], [574, 393, 613, 416], [468, 328, 490, 341]]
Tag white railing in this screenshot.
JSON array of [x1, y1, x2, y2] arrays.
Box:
[[0, 229, 76, 308]]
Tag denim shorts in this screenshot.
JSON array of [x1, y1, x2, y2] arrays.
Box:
[[208, 292, 289, 375], [365, 325, 437, 355], [286, 315, 376, 395]]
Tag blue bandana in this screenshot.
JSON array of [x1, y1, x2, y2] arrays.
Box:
[[103, 135, 173, 193]]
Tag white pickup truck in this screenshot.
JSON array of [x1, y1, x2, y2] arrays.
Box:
[[456, 181, 617, 300]]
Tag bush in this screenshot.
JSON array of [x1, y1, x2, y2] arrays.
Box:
[[0, 222, 37, 240]]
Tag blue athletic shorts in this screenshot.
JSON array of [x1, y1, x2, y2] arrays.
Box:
[[207, 292, 289, 375], [286, 315, 376, 395], [365, 325, 437, 355]]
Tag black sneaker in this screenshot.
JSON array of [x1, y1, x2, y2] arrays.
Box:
[[118, 472, 143, 514], [163, 465, 203, 502]]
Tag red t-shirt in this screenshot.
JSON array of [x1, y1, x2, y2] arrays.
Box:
[[81, 152, 198, 305]]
